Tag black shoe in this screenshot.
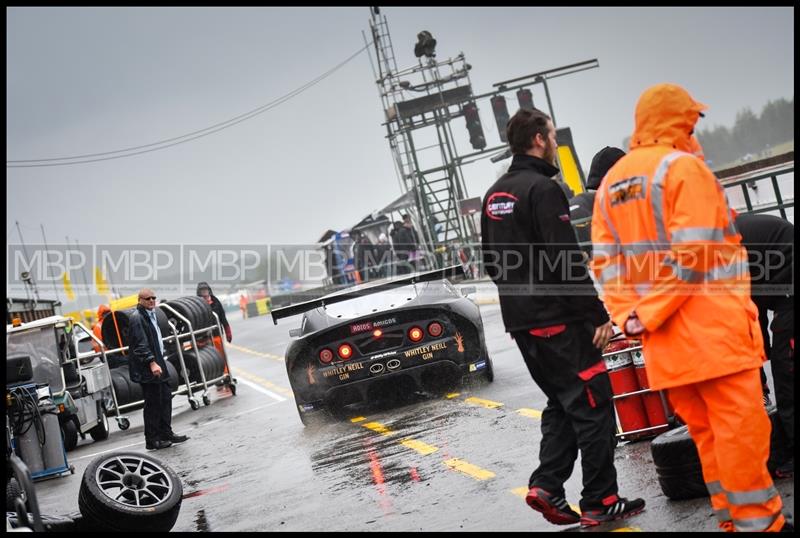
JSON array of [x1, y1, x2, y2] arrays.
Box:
[[525, 486, 580, 525], [168, 434, 189, 444], [580, 496, 645, 527], [781, 521, 794, 532], [145, 439, 173, 450]]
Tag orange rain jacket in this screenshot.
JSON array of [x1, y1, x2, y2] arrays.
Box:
[[590, 84, 764, 390], [91, 304, 111, 353]]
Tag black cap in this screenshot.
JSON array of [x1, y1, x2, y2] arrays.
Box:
[[586, 146, 626, 190]]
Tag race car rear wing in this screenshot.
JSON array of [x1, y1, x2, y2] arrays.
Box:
[[270, 265, 467, 325]]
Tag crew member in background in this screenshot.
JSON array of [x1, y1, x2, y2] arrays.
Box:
[[372, 232, 392, 280], [481, 107, 644, 528], [736, 212, 794, 479], [591, 83, 788, 532], [569, 147, 626, 256], [239, 292, 249, 319], [91, 304, 111, 353], [197, 282, 232, 343]]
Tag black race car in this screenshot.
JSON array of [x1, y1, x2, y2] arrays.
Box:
[[271, 266, 494, 425]]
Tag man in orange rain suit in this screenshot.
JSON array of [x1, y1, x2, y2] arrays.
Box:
[[91, 304, 111, 353], [590, 83, 788, 532]]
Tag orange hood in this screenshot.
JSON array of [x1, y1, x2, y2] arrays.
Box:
[[96, 304, 111, 319], [629, 83, 707, 153]]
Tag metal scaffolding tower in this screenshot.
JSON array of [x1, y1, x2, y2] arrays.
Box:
[[366, 10, 494, 269], [364, 9, 600, 272]]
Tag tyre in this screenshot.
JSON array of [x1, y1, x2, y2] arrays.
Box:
[[297, 402, 329, 427], [650, 424, 699, 469], [657, 464, 708, 500], [78, 452, 183, 532], [110, 369, 131, 407], [164, 360, 180, 391], [6, 477, 26, 512], [483, 357, 494, 383], [89, 405, 110, 441], [61, 418, 79, 452]]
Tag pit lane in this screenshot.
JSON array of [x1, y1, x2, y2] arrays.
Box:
[[32, 304, 794, 532]]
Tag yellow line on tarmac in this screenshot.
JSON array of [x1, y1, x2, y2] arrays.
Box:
[[464, 397, 503, 409], [362, 421, 393, 436], [445, 392, 461, 399], [356, 419, 493, 477], [511, 486, 529, 498], [516, 408, 542, 419], [611, 528, 642, 532], [231, 367, 293, 396], [444, 458, 495, 480], [228, 343, 285, 362], [399, 438, 439, 455]]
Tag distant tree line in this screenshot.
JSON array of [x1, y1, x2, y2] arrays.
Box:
[[621, 97, 794, 167]]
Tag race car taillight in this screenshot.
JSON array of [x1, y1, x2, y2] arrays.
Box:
[[319, 348, 334, 363], [408, 326, 424, 343], [427, 322, 443, 338], [338, 343, 353, 360]]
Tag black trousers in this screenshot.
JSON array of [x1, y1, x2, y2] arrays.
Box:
[[142, 381, 173, 443], [770, 306, 794, 450], [513, 321, 618, 510]]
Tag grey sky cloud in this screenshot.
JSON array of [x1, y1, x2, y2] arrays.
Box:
[[7, 6, 794, 253]]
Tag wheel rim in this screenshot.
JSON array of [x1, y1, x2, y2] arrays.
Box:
[[94, 455, 174, 507]]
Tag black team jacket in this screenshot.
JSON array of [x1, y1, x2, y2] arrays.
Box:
[[481, 154, 609, 332]]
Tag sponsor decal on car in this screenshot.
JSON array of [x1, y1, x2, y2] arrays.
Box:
[[369, 350, 397, 360], [323, 361, 365, 381], [403, 341, 448, 361], [349, 317, 398, 335], [306, 364, 316, 385], [469, 361, 486, 372], [455, 332, 465, 353]]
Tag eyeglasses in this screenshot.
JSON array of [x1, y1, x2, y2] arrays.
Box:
[[141, 296, 157, 301]]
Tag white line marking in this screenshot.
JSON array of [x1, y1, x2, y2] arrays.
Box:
[[236, 377, 287, 402]]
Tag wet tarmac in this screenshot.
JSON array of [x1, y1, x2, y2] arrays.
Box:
[[31, 304, 794, 532]]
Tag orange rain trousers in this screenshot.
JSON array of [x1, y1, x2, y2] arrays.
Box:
[[668, 368, 784, 532]]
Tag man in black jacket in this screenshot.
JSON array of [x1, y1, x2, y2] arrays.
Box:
[[736, 212, 794, 478], [568, 146, 626, 256], [481, 108, 644, 527], [197, 282, 232, 343], [129, 288, 189, 450]]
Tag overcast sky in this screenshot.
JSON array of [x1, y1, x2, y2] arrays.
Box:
[[7, 6, 794, 249]]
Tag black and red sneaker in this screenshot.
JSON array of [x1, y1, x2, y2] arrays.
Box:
[[580, 495, 645, 527], [525, 486, 580, 525]]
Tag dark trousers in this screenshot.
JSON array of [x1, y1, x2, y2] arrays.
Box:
[[142, 381, 173, 443], [513, 321, 618, 510], [770, 306, 794, 450]]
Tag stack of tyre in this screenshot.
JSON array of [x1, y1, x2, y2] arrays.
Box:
[[109, 360, 181, 410], [650, 405, 790, 499], [170, 345, 227, 386], [161, 296, 226, 386]]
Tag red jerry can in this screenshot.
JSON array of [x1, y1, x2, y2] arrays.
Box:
[[603, 344, 649, 440], [631, 347, 671, 436]]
